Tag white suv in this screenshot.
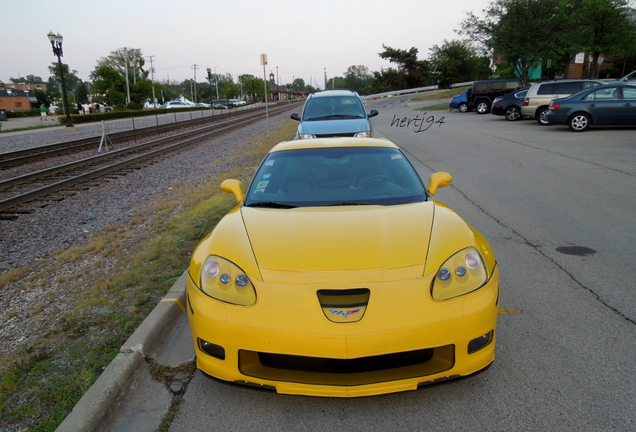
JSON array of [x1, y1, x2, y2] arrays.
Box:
[[522, 79, 603, 125]]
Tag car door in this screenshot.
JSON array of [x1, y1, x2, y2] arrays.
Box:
[[580, 87, 623, 125], [619, 86, 636, 124]]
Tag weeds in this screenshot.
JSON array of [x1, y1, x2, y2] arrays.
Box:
[[0, 119, 296, 431]]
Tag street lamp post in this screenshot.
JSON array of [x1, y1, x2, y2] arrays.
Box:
[[206, 68, 214, 105], [47, 31, 75, 130], [214, 64, 222, 101]]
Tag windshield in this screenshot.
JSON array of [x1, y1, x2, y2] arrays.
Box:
[[243, 147, 427, 208], [301, 96, 367, 121]]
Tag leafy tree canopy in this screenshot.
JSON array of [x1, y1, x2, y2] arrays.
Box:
[[10, 74, 44, 84], [378, 45, 431, 88]]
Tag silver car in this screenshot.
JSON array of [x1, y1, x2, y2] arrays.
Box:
[[291, 90, 378, 139]]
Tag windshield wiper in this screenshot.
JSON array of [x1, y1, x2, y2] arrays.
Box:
[[246, 202, 298, 209]]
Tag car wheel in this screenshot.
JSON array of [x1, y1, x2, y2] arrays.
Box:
[[568, 113, 591, 132], [505, 106, 521, 121], [458, 102, 468, 113], [536, 107, 550, 125], [476, 101, 490, 114]]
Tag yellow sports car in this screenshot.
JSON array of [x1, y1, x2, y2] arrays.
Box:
[[186, 137, 499, 397]]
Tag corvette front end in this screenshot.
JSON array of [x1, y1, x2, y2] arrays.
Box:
[[186, 138, 499, 397]]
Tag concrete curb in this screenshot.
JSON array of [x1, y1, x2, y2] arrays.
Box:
[[56, 270, 189, 432]]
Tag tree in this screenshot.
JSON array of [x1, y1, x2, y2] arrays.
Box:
[[460, 0, 569, 85], [343, 65, 374, 94], [291, 78, 306, 91], [370, 68, 403, 93], [239, 74, 267, 101], [429, 40, 491, 87], [10, 74, 44, 84], [96, 48, 147, 84], [76, 82, 89, 104], [575, 0, 636, 78], [378, 45, 431, 88], [91, 64, 127, 106], [47, 62, 81, 108], [327, 76, 346, 89]]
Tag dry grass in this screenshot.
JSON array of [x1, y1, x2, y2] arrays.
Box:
[[0, 118, 297, 432]]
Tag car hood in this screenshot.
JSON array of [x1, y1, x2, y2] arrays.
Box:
[[299, 118, 370, 135], [240, 202, 433, 284]]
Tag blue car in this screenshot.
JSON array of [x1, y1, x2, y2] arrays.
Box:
[[449, 90, 469, 113], [291, 90, 378, 139], [545, 83, 636, 132]]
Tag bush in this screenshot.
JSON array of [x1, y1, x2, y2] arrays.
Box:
[[127, 101, 142, 111], [56, 106, 211, 125], [6, 109, 40, 118]]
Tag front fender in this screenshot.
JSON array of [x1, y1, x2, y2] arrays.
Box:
[[424, 201, 496, 277], [189, 206, 262, 285]]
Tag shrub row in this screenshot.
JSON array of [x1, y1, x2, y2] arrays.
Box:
[[56, 107, 215, 125]]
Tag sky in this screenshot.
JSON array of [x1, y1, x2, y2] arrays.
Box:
[[0, 0, 491, 89]]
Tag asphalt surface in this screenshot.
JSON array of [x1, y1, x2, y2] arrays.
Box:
[[55, 94, 636, 431]]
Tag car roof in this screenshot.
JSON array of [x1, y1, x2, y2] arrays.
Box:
[[269, 137, 398, 153], [308, 90, 359, 99]]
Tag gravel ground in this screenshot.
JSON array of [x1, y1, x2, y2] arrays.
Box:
[[0, 108, 294, 358], [0, 109, 293, 271]]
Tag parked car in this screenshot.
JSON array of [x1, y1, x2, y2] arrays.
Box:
[[449, 90, 470, 112], [290, 90, 378, 139], [164, 101, 191, 109], [467, 79, 524, 114], [186, 137, 499, 397], [545, 83, 636, 131], [612, 70, 636, 84], [491, 88, 529, 121], [521, 79, 604, 125]]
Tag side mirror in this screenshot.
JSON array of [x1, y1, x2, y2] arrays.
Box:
[[427, 172, 452, 196], [368, 109, 379, 118], [221, 179, 244, 203], [290, 113, 301, 121]]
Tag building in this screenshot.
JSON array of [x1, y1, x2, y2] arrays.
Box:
[[267, 72, 294, 101], [0, 88, 36, 111], [3, 82, 48, 93]]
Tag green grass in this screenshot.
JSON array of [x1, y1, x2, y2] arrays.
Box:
[[410, 87, 470, 102], [414, 102, 453, 112], [0, 120, 298, 431]]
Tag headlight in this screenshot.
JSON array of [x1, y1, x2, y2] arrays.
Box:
[[199, 256, 256, 305], [431, 247, 488, 300], [354, 131, 371, 138], [299, 133, 316, 139]]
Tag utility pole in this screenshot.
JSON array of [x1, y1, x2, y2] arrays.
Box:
[[147, 55, 156, 108], [124, 47, 131, 106], [191, 64, 199, 104], [324, 68, 327, 90]]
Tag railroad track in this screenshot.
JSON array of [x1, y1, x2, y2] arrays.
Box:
[[0, 102, 300, 220], [0, 105, 265, 170]]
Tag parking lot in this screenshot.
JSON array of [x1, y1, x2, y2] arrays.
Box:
[[163, 96, 636, 431]]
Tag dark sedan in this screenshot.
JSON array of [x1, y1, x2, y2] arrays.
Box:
[[491, 88, 528, 121], [546, 84, 636, 131]]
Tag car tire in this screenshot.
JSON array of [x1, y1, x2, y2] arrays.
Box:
[[458, 102, 468, 113], [476, 101, 490, 114], [536, 107, 550, 125], [505, 106, 521, 121], [568, 113, 591, 132]]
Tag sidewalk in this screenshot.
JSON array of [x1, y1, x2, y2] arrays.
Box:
[[0, 115, 66, 132], [56, 271, 196, 432]]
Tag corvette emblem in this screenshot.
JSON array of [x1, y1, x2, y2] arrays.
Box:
[[328, 308, 361, 320]]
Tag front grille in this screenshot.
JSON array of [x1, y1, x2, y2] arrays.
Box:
[[238, 345, 455, 386], [315, 132, 356, 138]]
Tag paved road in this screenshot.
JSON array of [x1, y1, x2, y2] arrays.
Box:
[[167, 95, 636, 431]]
